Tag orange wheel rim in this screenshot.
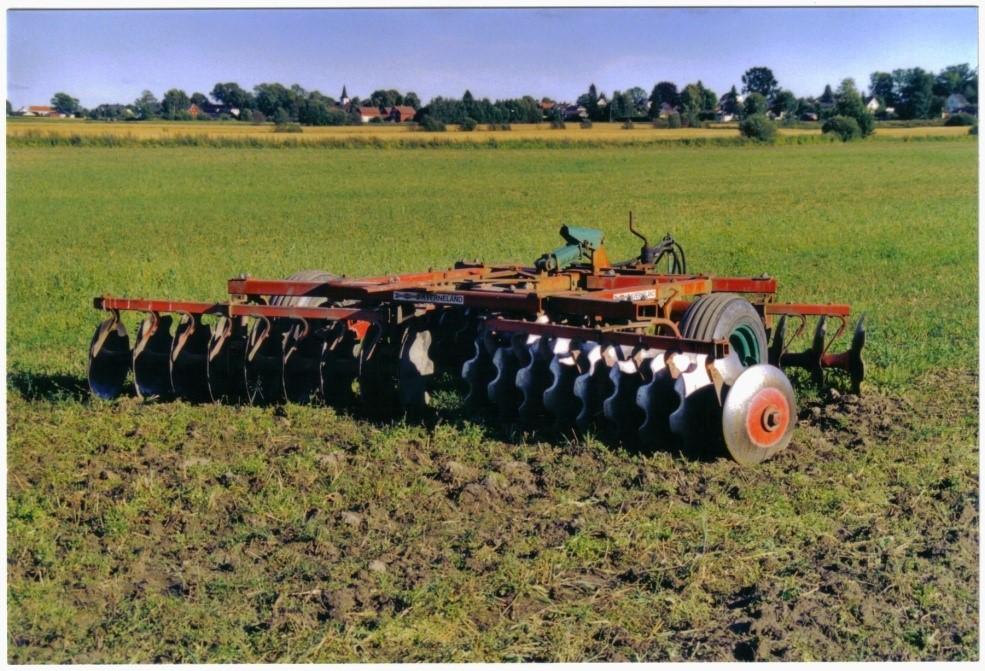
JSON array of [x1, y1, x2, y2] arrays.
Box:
[[745, 387, 790, 449]]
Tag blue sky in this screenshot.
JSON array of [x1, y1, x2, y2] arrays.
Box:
[[6, 7, 979, 109]]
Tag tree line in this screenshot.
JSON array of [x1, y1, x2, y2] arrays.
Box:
[[17, 63, 978, 127]]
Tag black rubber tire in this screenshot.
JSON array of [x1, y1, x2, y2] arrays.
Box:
[[680, 293, 768, 367]]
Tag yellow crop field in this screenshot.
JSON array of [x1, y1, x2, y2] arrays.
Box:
[[7, 117, 970, 145]]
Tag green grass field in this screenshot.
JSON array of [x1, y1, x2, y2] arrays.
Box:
[[7, 137, 979, 661]]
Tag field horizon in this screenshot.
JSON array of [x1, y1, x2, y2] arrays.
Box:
[[6, 116, 973, 147]]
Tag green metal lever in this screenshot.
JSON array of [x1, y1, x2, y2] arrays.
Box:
[[535, 225, 605, 273]]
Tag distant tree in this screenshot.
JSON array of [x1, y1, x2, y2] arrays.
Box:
[[740, 114, 777, 142], [679, 83, 703, 114], [403, 91, 421, 109], [307, 90, 336, 107], [133, 90, 161, 119], [699, 82, 718, 113], [211, 82, 253, 110], [608, 89, 622, 120], [298, 98, 330, 125], [190, 92, 209, 107], [835, 78, 874, 136], [896, 68, 935, 119], [625, 86, 648, 117], [869, 71, 895, 108], [369, 89, 399, 108], [796, 97, 818, 117], [933, 63, 974, 97], [6, 99, 12, 116], [770, 89, 798, 118], [273, 107, 290, 125], [254, 83, 298, 119], [161, 88, 190, 119], [742, 92, 768, 117], [298, 98, 347, 126], [50, 92, 81, 116], [609, 89, 635, 121], [577, 83, 606, 121], [88, 103, 127, 120], [819, 84, 835, 104], [822, 115, 862, 141], [576, 83, 600, 120], [420, 114, 446, 131], [741, 67, 778, 100], [720, 86, 741, 117], [648, 82, 679, 117]]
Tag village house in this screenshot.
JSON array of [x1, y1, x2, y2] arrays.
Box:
[[946, 93, 975, 115], [187, 102, 240, 119], [386, 105, 416, 123], [22, 105, 62, 117], [357, 106, 384, 122]]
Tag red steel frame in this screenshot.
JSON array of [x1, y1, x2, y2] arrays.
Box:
[[93, 266, 851, 360]]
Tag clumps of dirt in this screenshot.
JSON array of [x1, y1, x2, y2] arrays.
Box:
[[798, 385, 916, 450], [440, 457, 543, 514]]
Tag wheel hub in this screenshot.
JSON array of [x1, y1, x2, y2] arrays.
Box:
[[745, 387, 790, 448]]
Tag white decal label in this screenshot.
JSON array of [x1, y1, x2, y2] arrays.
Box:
[[612, 289, 657, 302], [394, 291, 465, 305]]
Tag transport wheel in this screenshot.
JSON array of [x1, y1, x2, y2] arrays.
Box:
[[272, 270, 338, 308], [721, 364, 797, 465], [680, 293, 768, 370]]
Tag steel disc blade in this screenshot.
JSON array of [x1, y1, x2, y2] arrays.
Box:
[[170, 314, 213, 403], [721, 364, 797, 466], [87, 318, 131, 400], [488, 343, 522, 417], [516, 337, 554, 422], [636, 353, 680, 450], [321, 323, 360, 407], [244, 318, 288, 405], [133, 314, 175, 400], [669, 384, 725, 460], [398, 323, 435, 414], [443, 309, 478, 373], [358, 322, 397, 414], [573, 344, 616, 430], [543, 342, 584, 432], [668, 355, 724, 459], [603, 359, 644, 439], [283, 324, 328, 405], [462, 330, 496, 406], [712, 350, 746, 387], [206, 316, 247, 403]]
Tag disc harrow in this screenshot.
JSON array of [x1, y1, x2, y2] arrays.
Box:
[[88, 217, 866, 466]]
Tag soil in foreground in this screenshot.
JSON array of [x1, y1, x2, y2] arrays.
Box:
[[6, 369, 978, 662]]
